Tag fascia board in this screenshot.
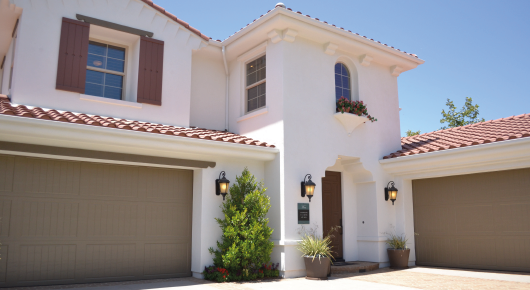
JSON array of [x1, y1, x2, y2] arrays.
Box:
[[0, 115, 279, 162], [379, 137, 530, 179], [221, 9, 423, 69]]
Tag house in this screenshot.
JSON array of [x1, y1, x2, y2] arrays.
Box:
[[0, 0, 529, 287]]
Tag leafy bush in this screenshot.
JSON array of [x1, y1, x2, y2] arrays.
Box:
[[205, 168, 277, 282], [297, 224, 339, 263]]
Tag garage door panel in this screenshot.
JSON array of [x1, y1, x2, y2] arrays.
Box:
[[86, 203, 138, 237], [415, 236, 455, 265], [413, 168, 530, 272], [0, 155, 14, 192], [455, 205, 495, 233], [496, 237, 530, 270], [412, 178, 455, 206], [0, 154, 193, 287], [496, 203, 530, 233], [20, 200, 79, 238], [80, 163, 139, 198], [144, 243, 190, 276], [146, 203, 191, 237], [85, 244, 137, 279], [414, 205, 455, 234], [18, 244, 77, 282], [14, 157, 81, 195], [0, 199, 12, 237]]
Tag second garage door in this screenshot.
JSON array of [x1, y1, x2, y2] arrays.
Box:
[[413, 168, 530, 272], [0, 154, 193, 287]]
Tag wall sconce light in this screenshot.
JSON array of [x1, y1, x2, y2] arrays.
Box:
[[301, 174, 316, 202], [216, 171, 230, 200], [385, 181, 398, 205]]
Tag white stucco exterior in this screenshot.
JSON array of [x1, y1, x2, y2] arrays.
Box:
[[6, 0, 527, 282]]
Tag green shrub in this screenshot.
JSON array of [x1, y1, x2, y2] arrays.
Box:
[[206, 168, 276, 282]]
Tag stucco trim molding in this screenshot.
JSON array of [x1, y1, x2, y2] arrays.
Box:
[[359, 54, 373, 67], [380, 137, 530, 179], [80, 94, 143, 108], [0, 115, 279, 162], [267, 28, 298, 44], [237, 107, 268, 123], [334, 113, 368, 136]]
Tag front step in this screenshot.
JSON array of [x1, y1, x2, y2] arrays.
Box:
[[330, 261, 379, 275]]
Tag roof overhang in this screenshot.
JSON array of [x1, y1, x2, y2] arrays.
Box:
[[0, 115, 279, 164], [210, 8, 424, 72], [379, 137, 530, 180]]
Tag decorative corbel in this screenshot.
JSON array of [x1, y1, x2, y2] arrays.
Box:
[[359, 54, 373, 67], [390, 65, 403, 77], [324, 42, 338, 55], [267, 29, 282, 44], [283, 28, 298, 42]]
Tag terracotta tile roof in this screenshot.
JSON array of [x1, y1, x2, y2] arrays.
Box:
[[0, 95, 275, 148], [383, 114, 530, 159], [217, 4, 420, 59], [140, 0, 210, 41]]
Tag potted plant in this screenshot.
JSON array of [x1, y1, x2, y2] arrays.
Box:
[[297, 225, 339, 280], [384, 231, 410, 269], [336, 96, 377, 122]]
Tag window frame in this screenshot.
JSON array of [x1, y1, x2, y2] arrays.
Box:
[[245, 53, 266, 114], [85, 38, 128, 101], [334, 62, 351, 102]]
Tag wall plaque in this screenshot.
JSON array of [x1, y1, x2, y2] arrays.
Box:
[[298, 203, 309, 224]]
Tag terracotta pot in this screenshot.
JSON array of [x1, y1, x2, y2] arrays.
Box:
[[303, 256, 330, 280], [387, 249, 410, 269]]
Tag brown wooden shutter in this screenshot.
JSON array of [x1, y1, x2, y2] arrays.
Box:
[[56, 18, 90, 94], [137, 36, 164, 106]]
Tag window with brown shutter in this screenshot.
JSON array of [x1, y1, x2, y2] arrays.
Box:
[[137, 36, 164, 106], [56, 18, 90, 94]]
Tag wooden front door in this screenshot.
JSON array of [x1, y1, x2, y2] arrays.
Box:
[[322, 171, 343, 260]]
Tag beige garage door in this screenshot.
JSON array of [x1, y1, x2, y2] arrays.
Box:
[[0, 154, 193, 287], [413, 168, 530, 272]]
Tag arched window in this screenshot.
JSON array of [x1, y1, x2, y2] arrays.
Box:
[[335, 63, 351, 101]]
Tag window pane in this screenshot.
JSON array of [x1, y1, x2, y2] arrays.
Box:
[[248, 98, 258, 112], [88, 41, 107, 56], [257, 82, 266, 96], [247, 72, 257, 86], [247, 60, 256, 74], [343, 89, 351, 99], [256, 56, 266, 70], [104, 86, 122, 100], [106, 58, 124, 73], [335, 74, 342, 88], [257, 68, 266, 82], [342, 76, 350, 89], [108, 45, 125, 60], [248, 86, 258, 99], [336, 87, 342, 100], [105, 74, 123, 88], [86, 70, 104, 85], [87, 54, 106, 69], [258, 95, 266, 108], [85, 83, 104, 97], [335, 63, 342, 74]]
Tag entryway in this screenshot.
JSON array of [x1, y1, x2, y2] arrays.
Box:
[[322, 171, 343, 261]]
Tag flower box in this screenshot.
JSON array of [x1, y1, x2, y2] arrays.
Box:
[[334, 112, 369, 136]]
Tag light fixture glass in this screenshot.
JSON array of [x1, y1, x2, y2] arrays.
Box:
[[216, 171, 230, 200], [301, 174, 316, 202], [385, 181, 398, 205]]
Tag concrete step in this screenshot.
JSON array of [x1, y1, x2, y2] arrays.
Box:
[[330, 261, 380, 275]]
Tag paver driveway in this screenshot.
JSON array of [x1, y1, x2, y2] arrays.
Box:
[[8, 267, 530, 290]]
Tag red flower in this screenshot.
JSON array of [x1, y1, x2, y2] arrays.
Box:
[[223, 275, 226, 278]]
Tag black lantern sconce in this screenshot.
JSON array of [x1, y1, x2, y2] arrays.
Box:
[[385, 181, 398, 205], [301, 174, 316, 202], [216, 171, 230, 200]]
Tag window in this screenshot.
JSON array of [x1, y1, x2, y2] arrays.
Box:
[[246, 55, 266, 112], [335, 63, 350, 101], [85, 41, 126, 100]]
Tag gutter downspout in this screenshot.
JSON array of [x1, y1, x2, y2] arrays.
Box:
[[222, 46, 229, 131]]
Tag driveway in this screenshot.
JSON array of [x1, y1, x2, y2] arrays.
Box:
[[8, 267, 530, 290]]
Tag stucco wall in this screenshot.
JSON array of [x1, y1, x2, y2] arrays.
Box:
[[9, 0, 205, 127]]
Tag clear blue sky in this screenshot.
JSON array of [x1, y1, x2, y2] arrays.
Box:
[[155, 0, 530, 136]]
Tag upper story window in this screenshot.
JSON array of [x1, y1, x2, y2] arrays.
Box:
[[335, 63, 350, 101], [85, 41, 126, 100], [246, 55, 266, 112]]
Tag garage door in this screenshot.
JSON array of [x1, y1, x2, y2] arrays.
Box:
[[0, 154, 193, 287], [413, 168, 530, 272]]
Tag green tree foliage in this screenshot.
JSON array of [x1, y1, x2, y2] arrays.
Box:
[[406, 130, 421, 137], [440, 97, 485, 129], [208, 168, 274, 277]]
